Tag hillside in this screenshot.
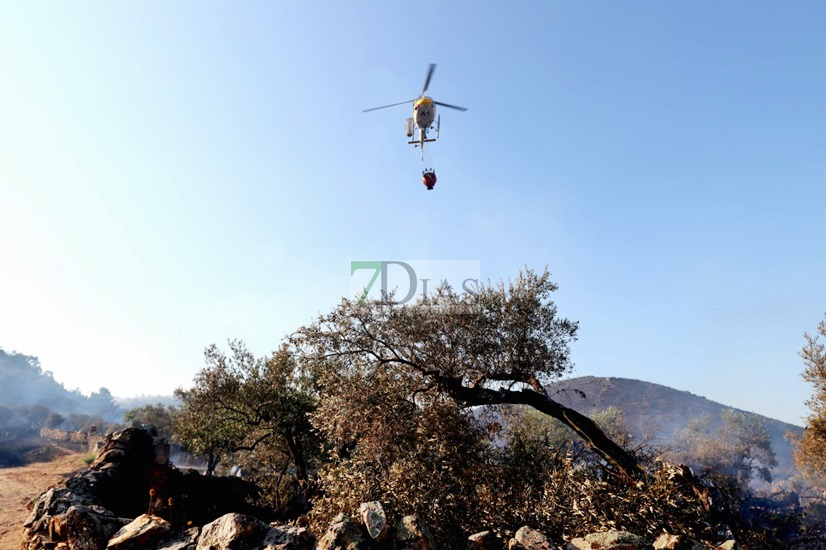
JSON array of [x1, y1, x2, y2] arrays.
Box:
[[0, 349, 123, 431], [547, 376, 804, 483]]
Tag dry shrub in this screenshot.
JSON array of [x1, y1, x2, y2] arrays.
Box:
[[475, 436, 721, 544], [309, 397, 495, 547]]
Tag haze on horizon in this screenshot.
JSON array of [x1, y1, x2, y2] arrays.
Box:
[[2, 2, 825, 427]]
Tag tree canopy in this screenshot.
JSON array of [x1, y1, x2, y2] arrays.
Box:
[[173, 340, 319, 512], [293, 268, 645, 483]]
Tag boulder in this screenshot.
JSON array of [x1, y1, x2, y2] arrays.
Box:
[[468, 530, 504, 550], [359, 501, 389, 541], [508, 526, 558, 550], [157, 527, 199, 550], [25, 487, 92, 533], [316, 513, 367, 550], [47, 504, 129, 550], [566, 530, 653, 550], [107, 514, 174, 549], [195, 513, 270, 550], [395, 514, 436, 549], [261, 523, 316, 550]]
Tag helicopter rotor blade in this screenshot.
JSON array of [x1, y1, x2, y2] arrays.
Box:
[[433, 101, 468, 112], [422, 63, 436, 95], [362, 99, 415, 113]]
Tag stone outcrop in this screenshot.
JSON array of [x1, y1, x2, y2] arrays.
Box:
[[22, 427, 276, 550]]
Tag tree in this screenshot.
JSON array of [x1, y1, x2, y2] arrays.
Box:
[[174, 340, 319, 496], [44, 412, 65, 429], [20, 404, 51, 431], [0, 404, 16, 438], [293, 268, 645, 485], [88, 387, 122, 421], [793, 315, 826, 486], [174, 342, 251, 476], [124, 403, 176, 440]]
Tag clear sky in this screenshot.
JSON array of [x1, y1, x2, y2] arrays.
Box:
[[2, 2, 824, 426]]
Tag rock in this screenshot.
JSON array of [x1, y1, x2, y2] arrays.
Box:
[[565, 530, 653, 550], [158, 540, 197, 550], [395, 515, 436, 549], [508, 526, 557, 550], [261, 523, 316, 550], [25, 487, 91, 532], [157, 527, 199, 550], [107, 514, 174, 549], [316, 514, 367, 550], [468, 530, 504, 549], [195, 513, 270, 550], [48, 505, 129, 550], [359, 501, 389, 540], [22, 427, 270, 550], [652, 533, 706, 550]]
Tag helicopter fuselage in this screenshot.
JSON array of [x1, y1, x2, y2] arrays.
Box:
[[413, 97, 436, 130]]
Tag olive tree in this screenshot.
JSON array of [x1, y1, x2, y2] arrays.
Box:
[[294, 268, 645, 485]]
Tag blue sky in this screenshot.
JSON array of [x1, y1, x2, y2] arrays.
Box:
[[1, 2, 824, 426]]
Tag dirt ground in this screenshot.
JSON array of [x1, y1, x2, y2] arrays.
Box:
[[0, 449, 87, 550]]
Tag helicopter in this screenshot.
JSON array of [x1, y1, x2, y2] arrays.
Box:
[[363, 63, 467, 160]]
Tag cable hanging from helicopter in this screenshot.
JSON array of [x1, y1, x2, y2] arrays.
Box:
[[362, 63, 467, 191], [422, 144, 436, 191]]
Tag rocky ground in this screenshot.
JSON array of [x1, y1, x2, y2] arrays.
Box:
[[0, 448, 87, 550]]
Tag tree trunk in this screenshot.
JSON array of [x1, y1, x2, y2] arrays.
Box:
[[442, 379, 647, 484], [285, 431, 308, 483]]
